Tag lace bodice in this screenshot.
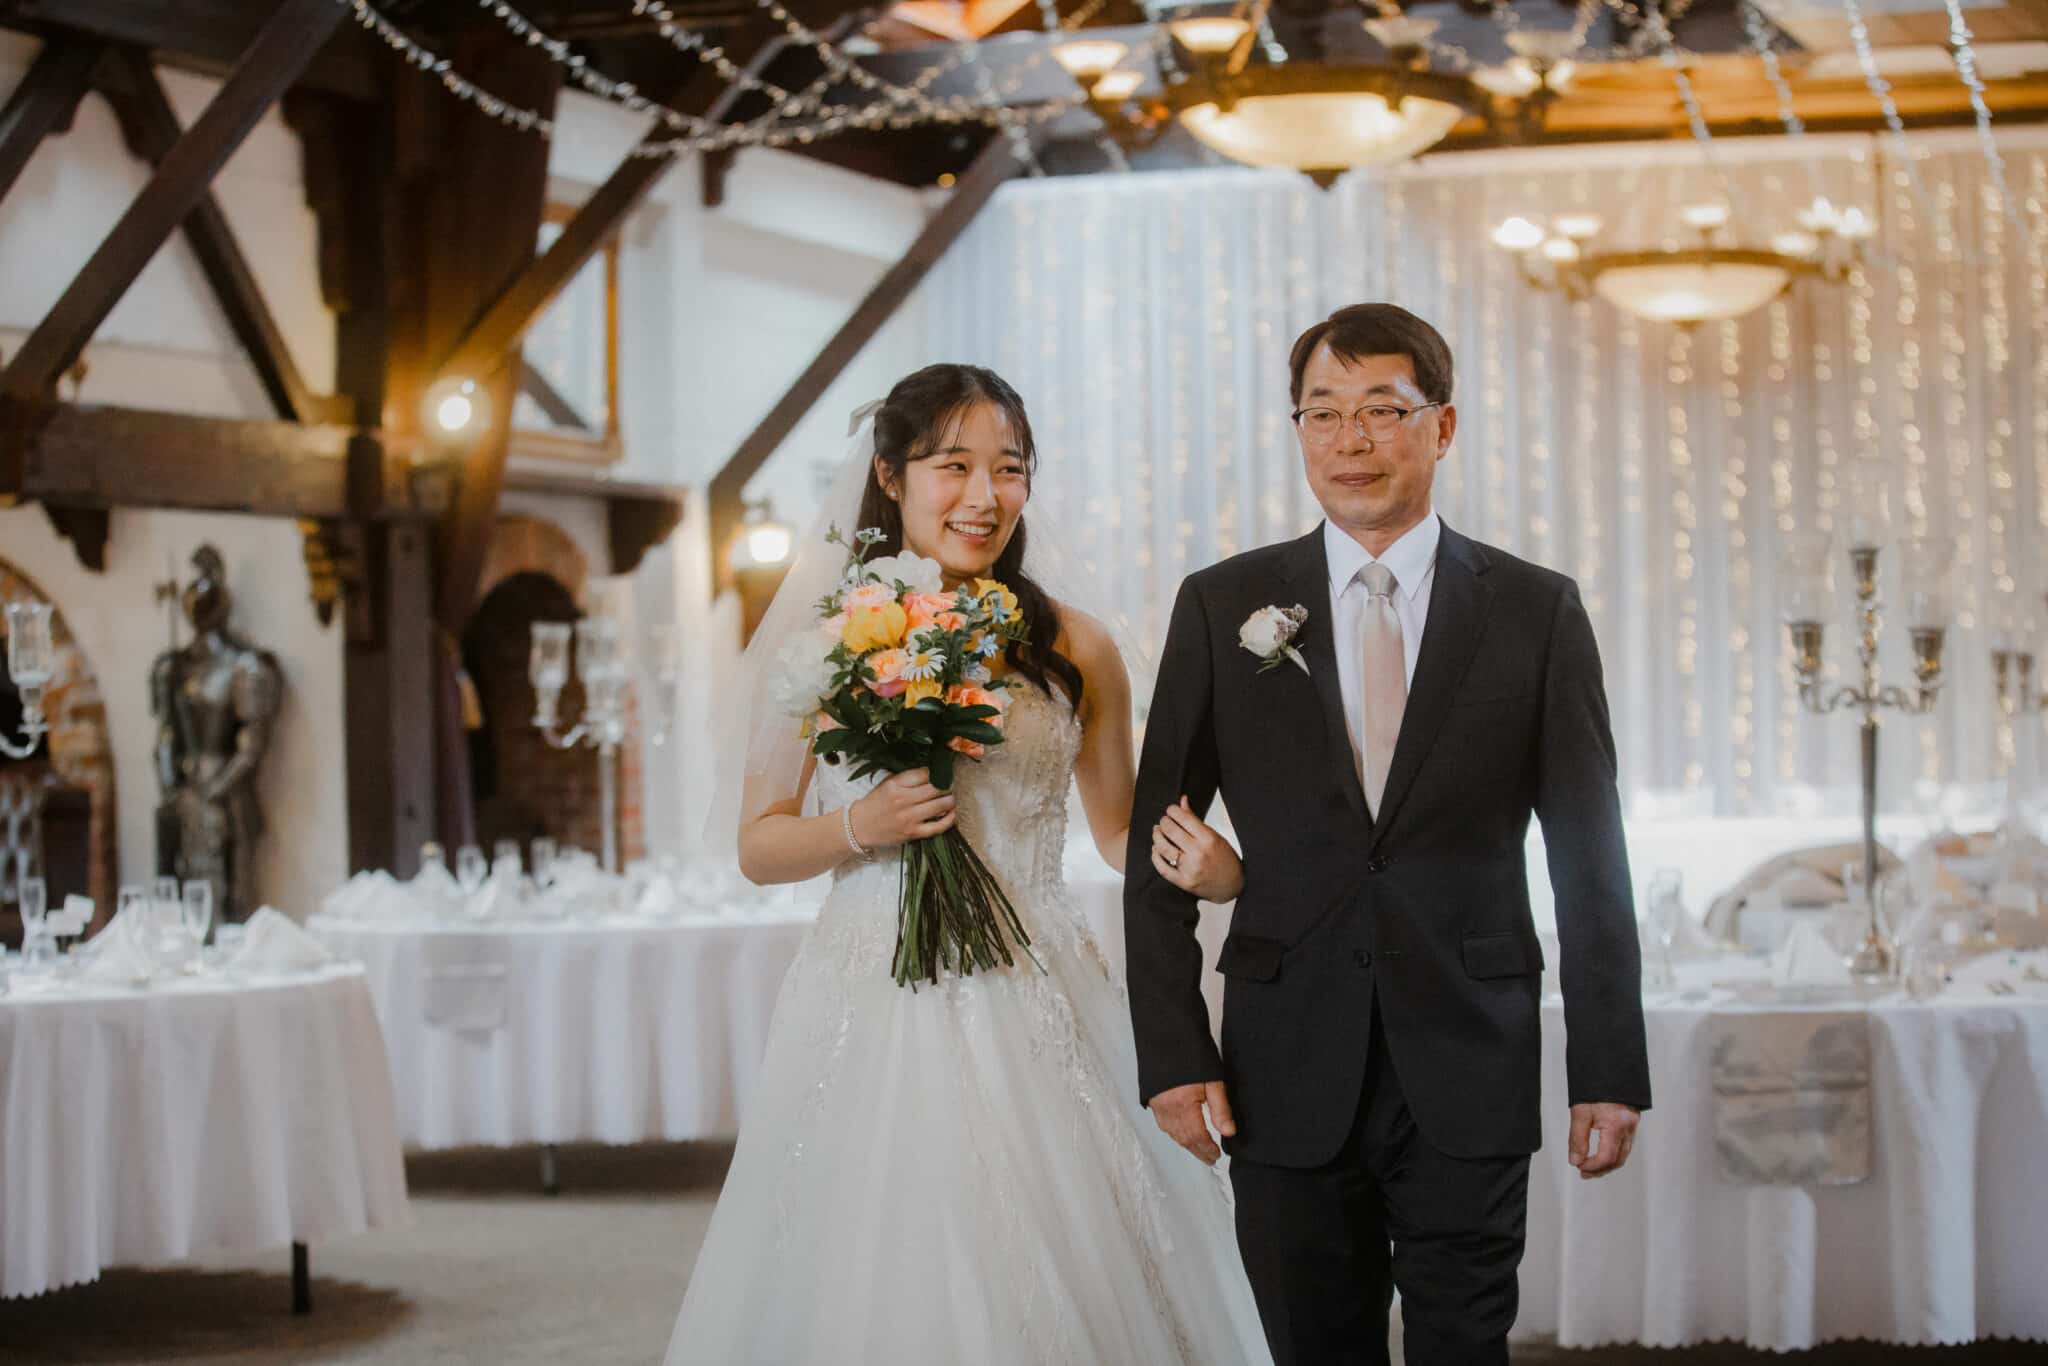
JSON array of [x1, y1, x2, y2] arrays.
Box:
[[810, 682, 1090, 969]]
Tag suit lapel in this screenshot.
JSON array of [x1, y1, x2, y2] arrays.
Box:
[[1367, 524, 1493, 850], [1281, 527, 1372, 827]]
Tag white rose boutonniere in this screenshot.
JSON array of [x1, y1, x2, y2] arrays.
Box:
[[1239, 604, 1310, 675]]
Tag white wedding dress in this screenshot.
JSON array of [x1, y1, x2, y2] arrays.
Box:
[[664, 683, 1272, 1365]]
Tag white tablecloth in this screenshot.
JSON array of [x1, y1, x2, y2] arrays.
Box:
[[310, 909, 817, 1150], [1066, 829, 2048, 1351], [1520, 964, 2048, 1350], [0, 964, 410, 1300]]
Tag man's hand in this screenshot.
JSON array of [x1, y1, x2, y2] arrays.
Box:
[[1148, 1080, 1236, 1165], [1568, 1102, 1640, 1178]]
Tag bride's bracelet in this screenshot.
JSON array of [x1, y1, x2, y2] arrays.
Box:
[[842, 804, 874, 863]]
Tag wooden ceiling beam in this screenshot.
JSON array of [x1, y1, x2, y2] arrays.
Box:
[[94, 47, 349, 425], [0, 0, 346, 400], [5, 0, 382, 99], [0, 396, 414, 520], [428, 15, 820, 387], [706, 130, 1024, 588], [0, 39, 102, 207]]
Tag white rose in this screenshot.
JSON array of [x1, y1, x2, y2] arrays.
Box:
[[1239, 606, 1290, 657], [864, 551, 943, 596], [769, 635, 838, 718]]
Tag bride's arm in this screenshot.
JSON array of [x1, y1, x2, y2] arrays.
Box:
[[737, 758, 958, 885], [1064, 609, 1136, 873]]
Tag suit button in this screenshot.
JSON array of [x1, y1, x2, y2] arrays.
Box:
[[1365, 855, 1388, 875], [1354, 949, 1373, 969]]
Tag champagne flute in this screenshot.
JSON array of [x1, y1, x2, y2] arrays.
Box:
[[18, 875, 51, 971], [181, 881, 214, 956], [456, 844, 487, 895]]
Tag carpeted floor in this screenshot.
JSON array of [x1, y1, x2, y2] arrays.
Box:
[[1, 1144, 2040, 1365]]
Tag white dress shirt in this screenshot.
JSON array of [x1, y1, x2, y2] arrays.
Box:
[[1325, 512, 1441, 780]]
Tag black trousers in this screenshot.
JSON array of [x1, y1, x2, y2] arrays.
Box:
[[1228, 1012, 1530, 1366]]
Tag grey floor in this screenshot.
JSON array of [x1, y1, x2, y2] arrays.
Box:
[[0, 1144, 2040, 1365]]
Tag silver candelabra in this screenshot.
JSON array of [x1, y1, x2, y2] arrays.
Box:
[[1, 602, 55, 760], [1781, 527, 1953, 980], [528, 618, 630, 874]]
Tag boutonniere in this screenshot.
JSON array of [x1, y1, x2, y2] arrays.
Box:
[[1239, 604, 1310, 676]]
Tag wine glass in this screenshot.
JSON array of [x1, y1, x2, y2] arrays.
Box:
[[531, 836, 557, 888], [1646, 868, 1685, 989], [181, 881, 214, 952], [493, 839, 521, 869], [456, 844, 487, 895], [18, 875, 52, 971], [117, 883, 154, 980]]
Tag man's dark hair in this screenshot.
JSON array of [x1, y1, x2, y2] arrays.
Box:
[[1287, 303, 1455, 408]]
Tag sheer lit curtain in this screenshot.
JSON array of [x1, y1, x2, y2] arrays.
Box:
[[921, 128, 2048, 818]]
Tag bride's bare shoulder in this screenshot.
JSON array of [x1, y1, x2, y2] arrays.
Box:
[[1051, 602, 1128, 689]]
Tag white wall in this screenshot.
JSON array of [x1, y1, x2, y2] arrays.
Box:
[[0, 35, 345, 916], [0, 506, 348, 918], [538, 91, 939, 855]]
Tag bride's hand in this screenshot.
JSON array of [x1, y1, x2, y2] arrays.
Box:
[[851, 769, 957, 852], [1151, 797, 1244, 902]]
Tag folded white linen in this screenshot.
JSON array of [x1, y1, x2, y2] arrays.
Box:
[[228, 907, 335, 975], [1771, 921, 1851, 987]]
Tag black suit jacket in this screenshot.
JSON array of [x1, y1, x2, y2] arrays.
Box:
[[1124, 522, 1652, 1168]]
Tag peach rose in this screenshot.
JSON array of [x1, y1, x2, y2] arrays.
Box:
[[843, 582, 898, 614], [906, 591, 967, 635], [945, 683, 1008, 727], [864, 648, 911, 698]]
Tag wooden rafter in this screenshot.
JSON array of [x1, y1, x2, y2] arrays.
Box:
[[428, 17, 820, 386], [0, 0, 346, 400], [0, 40, 101, 206], [94, 47, 349, 425], [706, 131, 1025, 587], [518, 358, 595, 433], [0, 396, 407, 519]]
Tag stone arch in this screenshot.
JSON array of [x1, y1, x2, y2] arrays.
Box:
[[475, 514, 591, 614], [0, 558, 117, 935]]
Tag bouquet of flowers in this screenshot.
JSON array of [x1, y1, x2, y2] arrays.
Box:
[[777, 527, 1036, 987]]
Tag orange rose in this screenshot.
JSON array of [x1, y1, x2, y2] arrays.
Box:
[[905, 591, 966, 634], [864, 648, 911, 698], [948, 736, 987, 759], [945, 683, 1008, 730]]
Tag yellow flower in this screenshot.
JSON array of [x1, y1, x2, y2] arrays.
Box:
[[841, 601, 908, 652], [903, 678, 943, 707], [971, 578, 1023, 625]]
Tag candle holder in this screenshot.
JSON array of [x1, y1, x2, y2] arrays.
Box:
[[529, 617, 630, 873], [1, 602, 55, 760], [1781, 528, 1953, 982]]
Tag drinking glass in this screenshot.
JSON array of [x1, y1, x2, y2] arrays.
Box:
[[1646, 868, 1684, 988], [532, 837, 557, 887], [456, 844, 488, 895], [181, 881, 214, 949], [18, 875, 52, 970], [493, 839, 521, 869]]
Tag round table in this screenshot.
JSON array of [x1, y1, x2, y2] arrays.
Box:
[[310, 908, 817, 1150], [0, 964, 410, 1302], [1520, 957, 2048, 1351]]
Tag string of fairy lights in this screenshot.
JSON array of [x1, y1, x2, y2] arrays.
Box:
[[338, 0, 2034, 218]]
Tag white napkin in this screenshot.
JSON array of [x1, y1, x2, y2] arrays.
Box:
[[635, 875, 680, 920], [75, 909, 157, 984], [322, 870, 399, 920], [1771, 921, 1852, 987], [1772, 867, 1842, 909], [228, 907, 335, 975]]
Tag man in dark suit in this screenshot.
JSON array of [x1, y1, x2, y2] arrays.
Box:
[[1126, 303, 1651, 1366]]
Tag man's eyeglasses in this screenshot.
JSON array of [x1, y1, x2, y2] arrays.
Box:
[[1291, 401, 1443, 444]]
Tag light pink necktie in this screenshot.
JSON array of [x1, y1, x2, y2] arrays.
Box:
[[1359, 561, 1407, 818]]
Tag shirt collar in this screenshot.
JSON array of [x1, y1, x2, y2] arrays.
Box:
[[1324, 512, 1441, 603]]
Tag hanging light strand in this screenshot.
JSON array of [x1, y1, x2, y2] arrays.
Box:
[[1739, 0, 1828, 206], [1939, 0, 2024, 229], [1840, 0, 1939, 213], [337, 0, 555, 134]]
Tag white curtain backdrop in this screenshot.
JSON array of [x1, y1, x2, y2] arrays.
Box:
[[920, 127, 2048, 821]]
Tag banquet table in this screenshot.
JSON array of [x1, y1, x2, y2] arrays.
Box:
[[1065, 828, 2048, 1351], [310, 904, 818, 1151], [0, 963, 410, 1303], [1519, 956, 2048, 1351]]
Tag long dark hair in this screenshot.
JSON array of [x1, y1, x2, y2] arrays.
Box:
[[855, 363, 1084, 712]]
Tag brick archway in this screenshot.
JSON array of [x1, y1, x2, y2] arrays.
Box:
[[475, 514, 591, 615], [461, 517, 644, 868], [0, 560, 117, 937]]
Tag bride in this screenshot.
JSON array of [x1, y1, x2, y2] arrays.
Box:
[[664, 363, 1272, 1364]]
